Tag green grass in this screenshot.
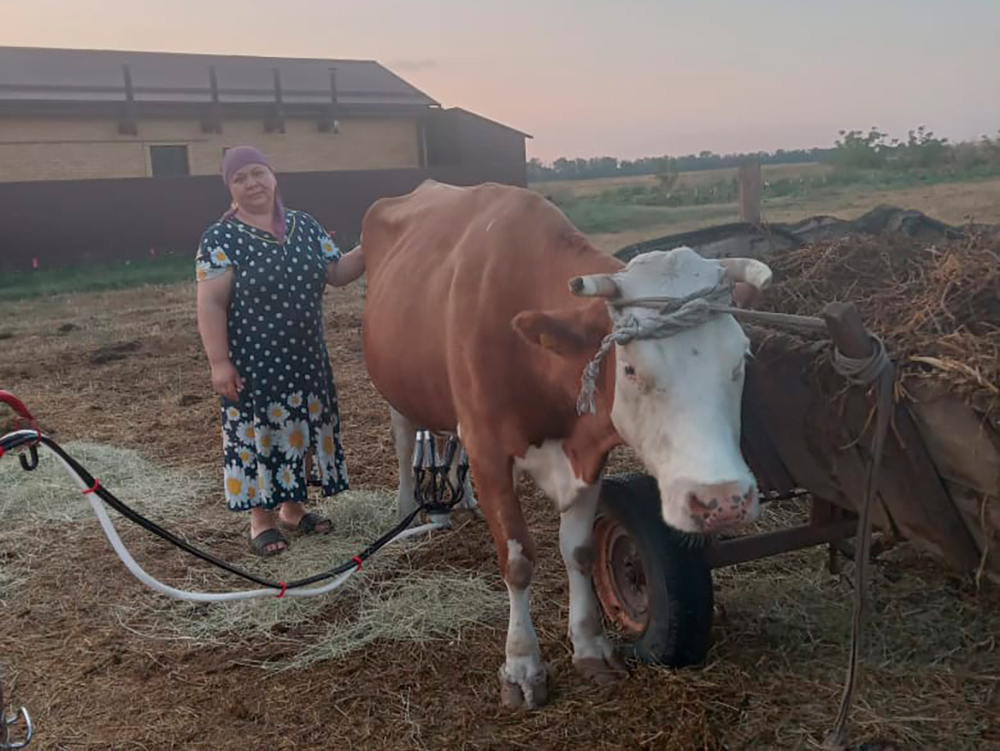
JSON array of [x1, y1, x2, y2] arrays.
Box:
[[556, 200, 739, 235], [552, 166, 1000, 239], [0, 255, 193, 302]]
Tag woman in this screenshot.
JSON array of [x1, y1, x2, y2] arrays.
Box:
[[195, 146, 365, 556]]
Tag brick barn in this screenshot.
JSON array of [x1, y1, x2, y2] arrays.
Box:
[[0, 46, 531, 271]]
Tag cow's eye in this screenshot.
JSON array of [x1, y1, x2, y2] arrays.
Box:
[[624, 365, 636, 377]]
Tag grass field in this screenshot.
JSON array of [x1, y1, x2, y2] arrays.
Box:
[[533, 165, 1000, 251], [0, 255, 192, 302]]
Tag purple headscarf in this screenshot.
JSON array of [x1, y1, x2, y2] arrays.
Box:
[[220, 146, 287, 243]]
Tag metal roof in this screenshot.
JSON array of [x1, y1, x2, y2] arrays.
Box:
[[0, 46, 439, 109]]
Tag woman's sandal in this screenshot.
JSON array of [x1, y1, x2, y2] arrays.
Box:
[[249, 527, 289, 557], [281, 512, 333, 536]]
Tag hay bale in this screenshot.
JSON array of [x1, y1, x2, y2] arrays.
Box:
[[0, 440, 210, 525], [757, 229, 1000, 421], [752, 229, 1000, 579]]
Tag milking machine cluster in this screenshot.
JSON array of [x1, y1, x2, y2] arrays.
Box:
[[411, 430, 471, 515]]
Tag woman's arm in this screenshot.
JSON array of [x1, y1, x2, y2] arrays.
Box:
[[196, 271, 244, 401], [326, 244, 365, 287]]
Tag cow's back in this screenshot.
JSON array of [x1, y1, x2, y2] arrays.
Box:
[[361, 180, 620, 442]]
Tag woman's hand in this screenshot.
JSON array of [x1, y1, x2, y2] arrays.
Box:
[[211, 360, 245, 402]]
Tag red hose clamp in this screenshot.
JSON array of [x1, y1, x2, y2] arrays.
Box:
[[352, 556, 364, 570], [276, 581, 288, 599], [0, 390, 42, 445], [82, 479, 101, 495]]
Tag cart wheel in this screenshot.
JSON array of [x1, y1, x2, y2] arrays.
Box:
[[592, 472, 714, 667]]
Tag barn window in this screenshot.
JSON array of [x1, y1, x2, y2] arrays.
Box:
[[150, 145, 190, 177]]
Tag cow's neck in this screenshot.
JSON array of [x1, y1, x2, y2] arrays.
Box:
[[537, 247, 625, 483]]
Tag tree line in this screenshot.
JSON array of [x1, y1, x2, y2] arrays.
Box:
[[528, 126, 1000, 183], [527, 149, 834, 183]]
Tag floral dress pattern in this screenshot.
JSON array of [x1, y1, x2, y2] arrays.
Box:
[[195, 210, 349, 511]]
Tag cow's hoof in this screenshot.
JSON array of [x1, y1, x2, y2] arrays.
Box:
[[498, 660, 553, 709], [573, 652, 629, 686]]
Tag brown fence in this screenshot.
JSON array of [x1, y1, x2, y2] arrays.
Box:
[[0, 162, 526, 272]]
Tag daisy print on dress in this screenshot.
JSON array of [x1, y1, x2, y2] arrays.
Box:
[[237, 445, 254, 467], [258, 466, 274, 501], [255, 424, 275, 458], [287, 391, 304, 410], [224, 463, 249, 508], [236, 421, 256, 446], [315, 421, 335, 466], [320, 235, 340, 261], [267, 402, 290, 425], [306, 393, 323, 421], [195, 242, 231, 282], [276, 463, 298, 492], [279, 418, 310, 460]]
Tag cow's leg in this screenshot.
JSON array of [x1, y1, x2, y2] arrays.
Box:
[[390, 407, 419, 525], [558, 484, 628, 684], [521, 442, 627, 685], [471, 453, 552, 709]]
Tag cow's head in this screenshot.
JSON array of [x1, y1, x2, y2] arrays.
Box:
[[515, 247, 770, 534]]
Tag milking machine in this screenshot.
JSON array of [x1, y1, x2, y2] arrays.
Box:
[[411, 429, 472, 521], [0, 668, 33, 750]]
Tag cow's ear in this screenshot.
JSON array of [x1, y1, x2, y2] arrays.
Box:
[[512, 309, 604, 358]]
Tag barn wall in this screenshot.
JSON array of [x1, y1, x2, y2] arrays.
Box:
[[0, 115, 421, 181], [426, 108, 528, 176], [0, 162, 528, 272]]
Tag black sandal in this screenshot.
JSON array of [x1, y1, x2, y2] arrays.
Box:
[[249, 527, 288, 557], [282, 512, 333, 536]]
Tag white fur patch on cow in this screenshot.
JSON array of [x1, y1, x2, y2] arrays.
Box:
[[500, 539, 550, 708], [558, 486, 605, 650], [514, 440, 587, 512]]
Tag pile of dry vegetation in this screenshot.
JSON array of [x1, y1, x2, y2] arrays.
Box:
[[758, 227, 1000, 419]]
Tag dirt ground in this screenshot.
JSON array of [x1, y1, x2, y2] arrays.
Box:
[[1, 281, 999, 751]]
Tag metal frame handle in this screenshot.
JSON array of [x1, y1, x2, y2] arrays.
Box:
[[3, 706, 34, 750]]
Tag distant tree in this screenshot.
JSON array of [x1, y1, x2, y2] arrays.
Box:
[[526, 125, 1000, 183]]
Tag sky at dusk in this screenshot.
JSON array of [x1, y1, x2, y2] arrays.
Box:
[[4, 0, 999, 161]]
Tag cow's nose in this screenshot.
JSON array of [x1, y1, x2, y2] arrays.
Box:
[[686, 482, 758, 531]]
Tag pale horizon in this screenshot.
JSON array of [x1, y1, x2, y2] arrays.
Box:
[[5, 0, 999, 162]]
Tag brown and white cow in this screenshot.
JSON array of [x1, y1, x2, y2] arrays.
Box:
[[361, 180, 771, 708]]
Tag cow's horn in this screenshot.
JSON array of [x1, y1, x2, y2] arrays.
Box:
[[716, 258, 773, 290], [569, 274, 620, 298]]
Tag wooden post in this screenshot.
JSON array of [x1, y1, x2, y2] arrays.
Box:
[[738, 157, 761, 224], [821, 302, 874, 360]]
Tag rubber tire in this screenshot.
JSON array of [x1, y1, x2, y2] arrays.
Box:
[[594, 471, 714, 668]]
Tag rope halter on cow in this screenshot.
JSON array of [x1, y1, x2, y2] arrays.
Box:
[[575, 277, 737, 415]]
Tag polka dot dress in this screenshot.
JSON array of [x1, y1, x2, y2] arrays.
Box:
[[195, 210, 349, 512]]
